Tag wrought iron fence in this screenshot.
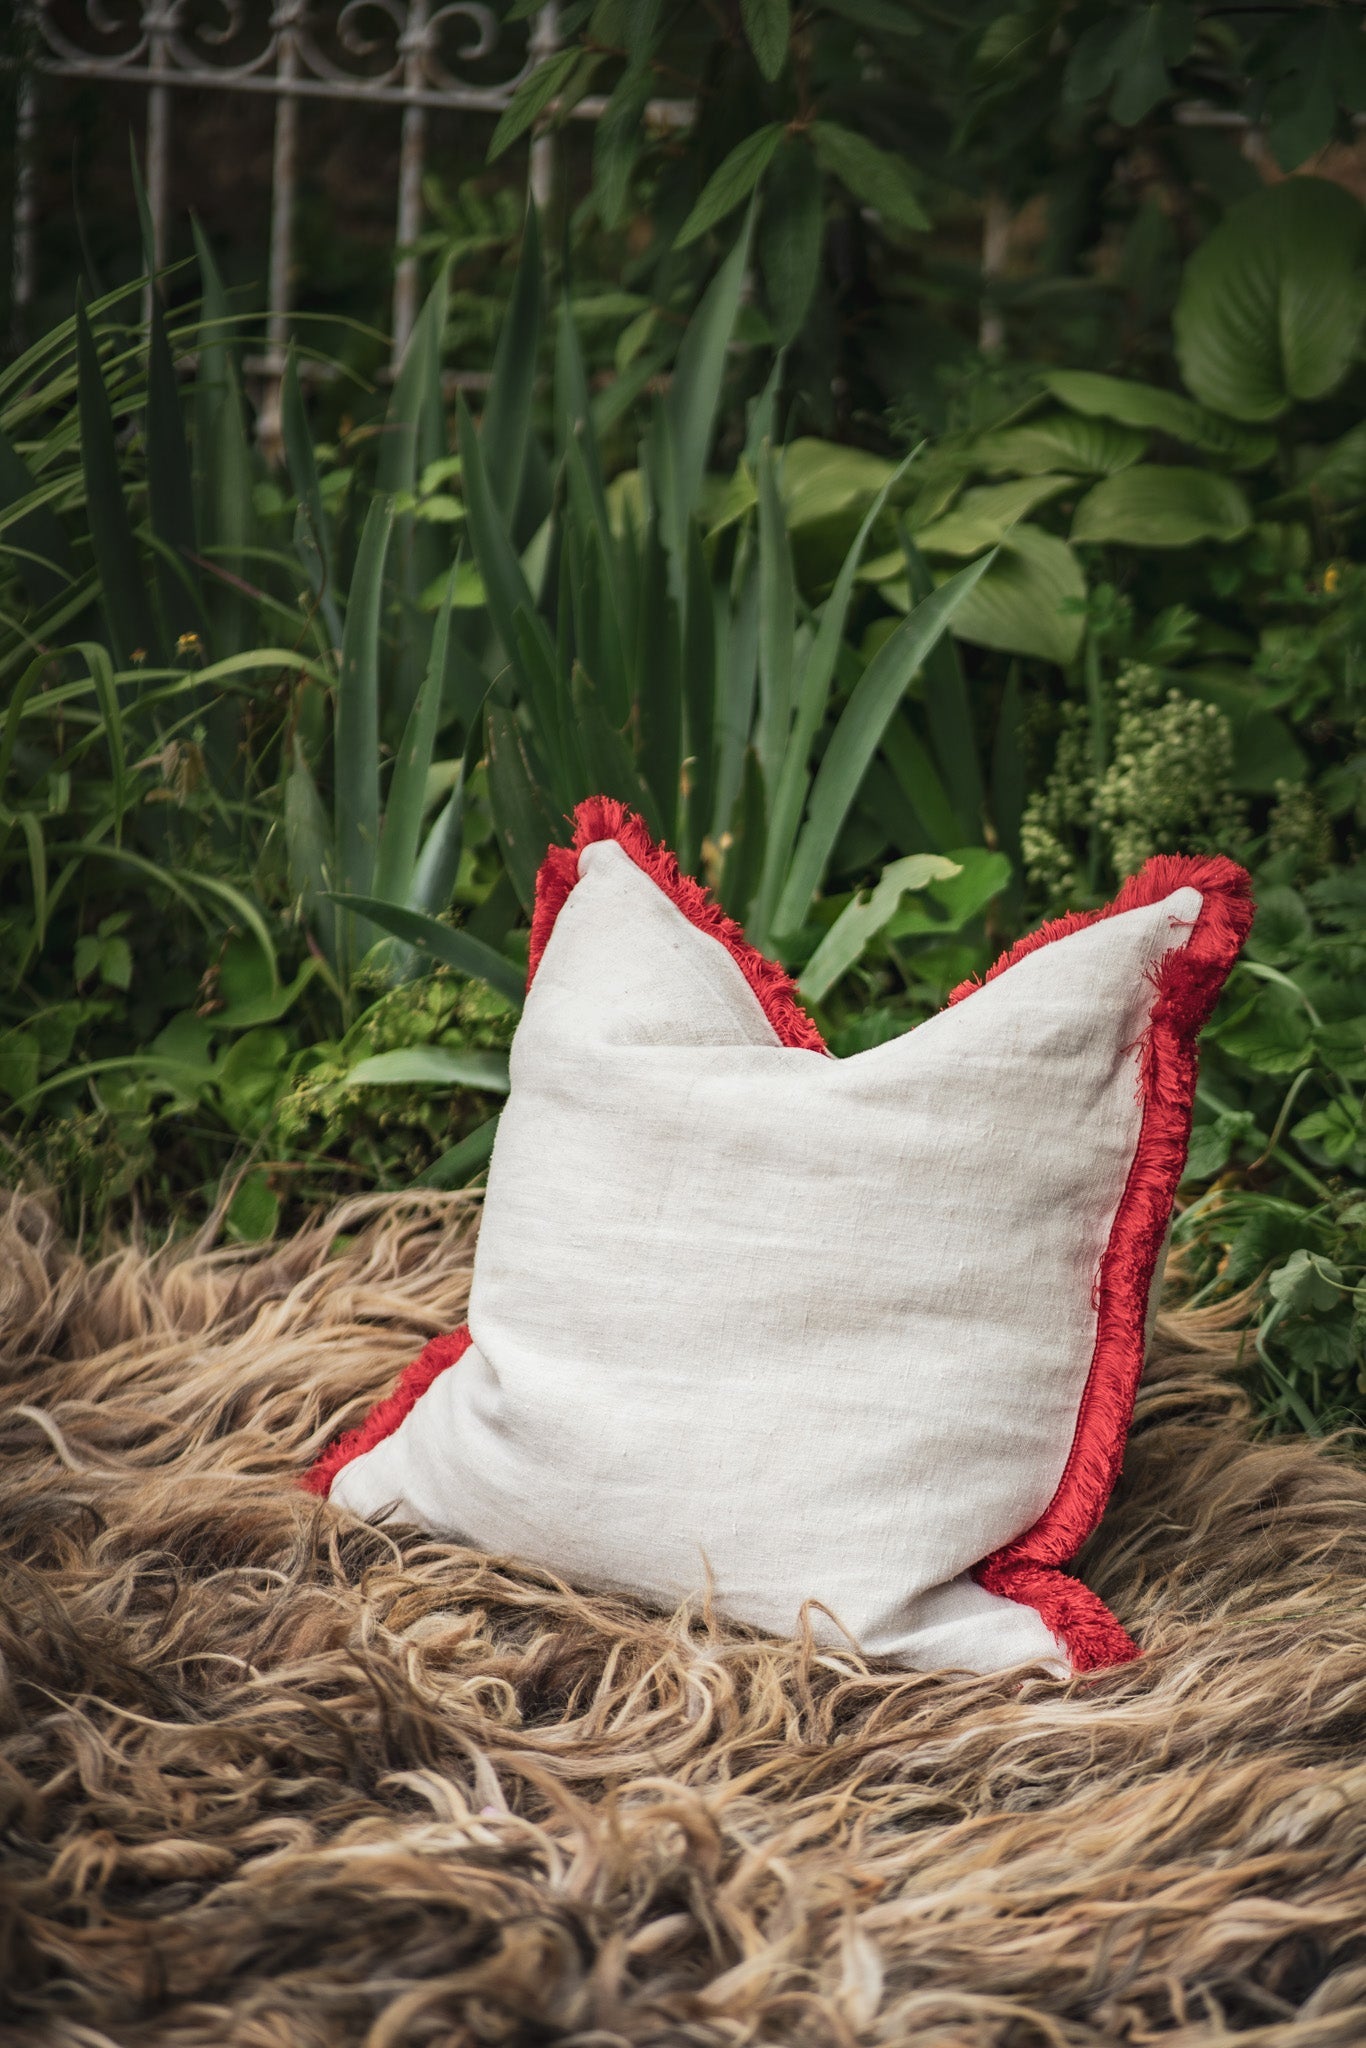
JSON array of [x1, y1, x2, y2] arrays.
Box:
[[6, 1, 690, 447]]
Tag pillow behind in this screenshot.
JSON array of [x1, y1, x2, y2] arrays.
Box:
[[307, 799, 1251, 1677]]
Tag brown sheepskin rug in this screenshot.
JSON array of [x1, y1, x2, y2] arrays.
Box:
[[2, 1188, 1365, 2048]]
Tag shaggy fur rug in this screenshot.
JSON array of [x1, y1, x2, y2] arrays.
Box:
[[2, 1190, 1365, 2048]]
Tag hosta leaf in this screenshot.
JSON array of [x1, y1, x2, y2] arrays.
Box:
[[939, 525, 1085, 667], [914, 475, 1074, 555], [1040, 370, 1275, 467], [1173, 178, 1366, 421], [969, 411, 1147, 477], [1070, 466, 1251, 548]]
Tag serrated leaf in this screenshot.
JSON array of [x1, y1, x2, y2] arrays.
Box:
[[488, 48, 581, 161], [761, 139, 823, 347], [810, 121, 929, 233], [742, 0, 790, 79], [1071, 466, 1251, 547], [1174, 178, 1366, 421], [675, 125, 784, 249]]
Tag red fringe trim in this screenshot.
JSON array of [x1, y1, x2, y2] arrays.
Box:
[[302, 1327, 473, 1498], [958, 854, 1253, 1671], [527, 797, 828, 1054]]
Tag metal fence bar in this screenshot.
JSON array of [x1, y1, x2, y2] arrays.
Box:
[[6, 0, 695, 409], [10, 67, 38, 352], [391, 0, 431, 375]]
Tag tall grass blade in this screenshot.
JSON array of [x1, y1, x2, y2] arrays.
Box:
[[901, 529, 985, 842], [680, 524, 716, 872], [335, 496, 394, 963], [755, 442, 795, 798], [71, 641, 129, 846], [773, 552, 997, 938], [190, 219, 254, 657], [74, 295, 159, 668], [661, 212, 753, 564], [375, 571, 455, 905], [281, 346, 342, 648], [486, 700, 563, 914], [145, 292, 206, 645], [333, 893, 525, 1008], [285, 737, 338, 967], [752, 453, 915, 943], [481, 205, 542, 527], [0, 429, 74, 611]]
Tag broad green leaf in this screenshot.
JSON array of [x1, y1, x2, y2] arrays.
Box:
[[811, 121, 929, 233], [332, 893, 526, 1008], [798, 853, 960, 1002], [936, 525, 1084, 667], [1070, 466, 1251, 547], [675, 125, 784, 250], [1040, 369, 1275, 467], [488, 48, 581, 160], [74, 296, 159, 668], [225, 1173, 280, 1243], [1180, 669, 1308, 794], [1266, 1245, 1345, 1313], [914, 475, 1073, 555], [969, 411, 1147, 478], [1064, 4, 1194, 126], [1173, 178, 1366, 421], [1214, 985, 1313, 1073], [760, 138, 823, 347], [882, 846, 1012, 938], [773, 552, 996, 937], [343, 1046, 511, 1092], [780, 438, 898, 531], [1301, 422, 1366, 506], [742, 0, 790, 79]]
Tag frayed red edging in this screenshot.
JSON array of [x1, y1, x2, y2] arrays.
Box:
[[302, 1327, 473, 1498], [957, 853, 1253, 1671], [527, 797, 828, 1054]]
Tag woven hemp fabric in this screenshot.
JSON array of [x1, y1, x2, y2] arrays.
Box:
[[313, 802, 1252, 1677]]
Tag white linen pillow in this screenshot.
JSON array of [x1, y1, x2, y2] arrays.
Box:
[[307, 799, 1251, 1676]]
